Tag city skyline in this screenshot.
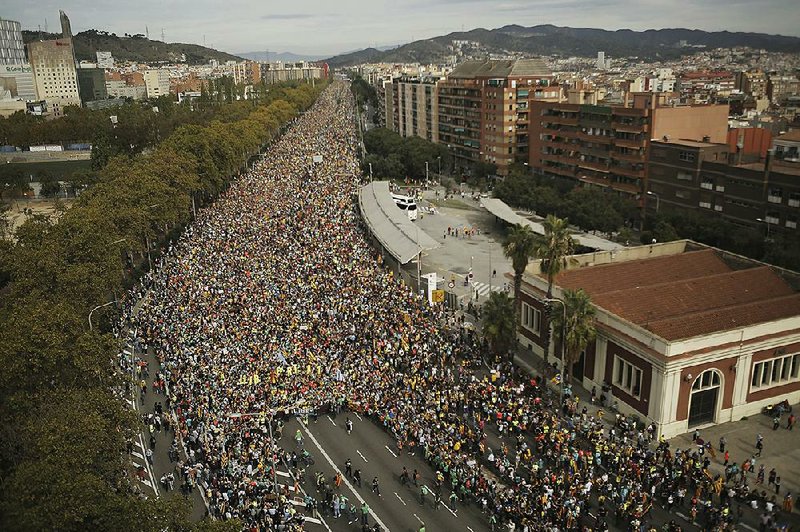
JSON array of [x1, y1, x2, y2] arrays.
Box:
[[4, 0, 800, 57]]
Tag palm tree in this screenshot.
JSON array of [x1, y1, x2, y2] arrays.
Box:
[[551, 288, 596, 382], [481, 292, 516, 360], [502, 223, 539, 321], [534, 215, 577, 298]]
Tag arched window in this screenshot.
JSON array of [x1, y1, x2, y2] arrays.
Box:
[[692, 369, 721, 391]]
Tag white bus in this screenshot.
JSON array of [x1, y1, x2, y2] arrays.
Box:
[[391, 193, 418, 221]]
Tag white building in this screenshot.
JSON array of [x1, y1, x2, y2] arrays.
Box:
[[596, 51, 605, 70], [96, 51, 114, 69], [27, 37, 81, 116], [518, 241, 800, 438], [144, 69, 170, 99]]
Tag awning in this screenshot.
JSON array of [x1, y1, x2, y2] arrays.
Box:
[[480, 197, 623, 252], [358, 181, 441, 264]]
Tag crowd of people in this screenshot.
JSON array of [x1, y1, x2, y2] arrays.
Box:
[[129, 82, 795, 532]]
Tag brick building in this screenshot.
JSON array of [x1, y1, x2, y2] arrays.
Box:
[[647, 135, 800, 234], [518, 241, 800, 438], [437, 59, 554, 175], [528, 93, 728, 198]]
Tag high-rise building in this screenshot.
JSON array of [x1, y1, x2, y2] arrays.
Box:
[[143, 69, 170, 98], [27, 37, 81, 116], [77, 68, 107, 102], [438, 58, 554, 175], [60, 10, 72, 39], [528, 93, 729, 198], [596, 51, 605, 70], [386, 76, 441, 144], [0, 18, 26, 64]]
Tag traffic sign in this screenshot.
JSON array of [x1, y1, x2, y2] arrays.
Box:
[[448, 280, 455, 289]]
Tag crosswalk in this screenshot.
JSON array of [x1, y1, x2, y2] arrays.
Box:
[[471, 280, 505, 298], [274, 469, 325, 527]]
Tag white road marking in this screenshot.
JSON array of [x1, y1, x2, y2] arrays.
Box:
[[326, 415, 337, 426], [384, 445, 397, 458], [413, 513, 424, 524], [278, 460, 332, 532], [299, 422, 390, 531], [739, 525, 758, 532], [132, 451, 144, 460], [353, 412, 363, 421], [467, 527, 475, 532], [394, 492, 406, 506], [356, 449, 369, 463], [442, 503, 457, 517]]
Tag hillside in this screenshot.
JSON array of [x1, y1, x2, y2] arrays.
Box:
[[325, 24, 800, 67], [21, 29, 242, 65], [239, 51, 327, 63]]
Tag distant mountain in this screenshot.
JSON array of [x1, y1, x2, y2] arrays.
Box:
[[238, 51, 327, 63], [324, 24, 800, 67], [22, 29, 243, 65]]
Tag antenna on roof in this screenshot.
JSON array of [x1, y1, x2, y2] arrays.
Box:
[[146, 25, 149, 40], [161, 28, 165, 42]]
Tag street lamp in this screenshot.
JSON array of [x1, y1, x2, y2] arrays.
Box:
[[544, 297, 567, 407], [646, 191, 660, 213], [88, 300, 117, 331], [425, 161, 429, 183], [437, 156, 442, 176]]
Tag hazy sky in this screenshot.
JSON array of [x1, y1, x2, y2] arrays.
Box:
[[5, 0, 799, 56]]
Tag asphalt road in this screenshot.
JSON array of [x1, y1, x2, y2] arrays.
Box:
[[280, 414, 489, 532]]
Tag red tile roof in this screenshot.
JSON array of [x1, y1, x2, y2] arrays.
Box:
[[549, 249, 799, 341], [553, 249, 729, 295]]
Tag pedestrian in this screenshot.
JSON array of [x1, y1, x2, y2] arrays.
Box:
[[346, 417, 353, 434], [773, 416, 781, 430], [775, 476, 782, 495], [719, 436, 726, 453], [692, 428, 700, 442], [723, 450, 729, 466], [372, 476, 381, 497], [788, 413, 796, 430], [360, 502, 370, 526], [353, 469, 362, 488], [783, 492, 793, 512], [345, 458, 352, 478], [420, 484, 428, 505]]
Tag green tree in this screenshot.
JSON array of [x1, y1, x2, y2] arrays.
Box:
[[534, 215, 576, 298], [481, 291, 516, 358], [502, 223, 539, 329], [550, 288, 596, 382]]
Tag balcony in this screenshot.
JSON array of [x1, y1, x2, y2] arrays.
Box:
[[766, 216, 780, 225], [612, 121, 648, 133], [543, 165, 576, 178], [768, 195, 782, 204], [614, 137, 645, 149], [612, 151, 644, 162], [579, 160, 611, 172], [578, 132, 613, 144], [613, 166, 646, 179], [547, 115, 579, 126], [715, 185, 725, 193], [789, 199, 800, 208], [700, 182, 713, 190]]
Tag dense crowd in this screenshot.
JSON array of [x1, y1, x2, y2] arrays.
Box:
[[132, 83, 795, 532]]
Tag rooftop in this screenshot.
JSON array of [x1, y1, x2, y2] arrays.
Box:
[[775, 129, 800, 142], [448, 58, 551, 79], [656, 139, 724, 149], [540, 245, 800, 341]]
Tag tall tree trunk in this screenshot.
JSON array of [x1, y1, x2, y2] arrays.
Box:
[[513, 271, 522, 364]]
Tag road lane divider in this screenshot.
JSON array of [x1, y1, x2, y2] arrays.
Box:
[[298, 422, 390, 532]]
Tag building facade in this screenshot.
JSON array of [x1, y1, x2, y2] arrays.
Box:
[[438, 59, 554, 175], [528, 93, 728, 198], [77, 67, 108, 102], [144, 69, 170, 99], [27, 38, 81, 116], [518, 241, 800, 438], [0, 18, 25, 65], [647, 135, 800, 234], [387, 76, 440, 143]]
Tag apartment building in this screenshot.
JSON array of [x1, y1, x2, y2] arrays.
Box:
[[647, 133, 800, 234], [144, 69, 170, 99], [768, 75, 800, 105], [386, 76, 441, 143], [232, 61, 262, 86], [438, 58, 554, 175], [529, 93, 729, 197], [679, 71, 735, 103]]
